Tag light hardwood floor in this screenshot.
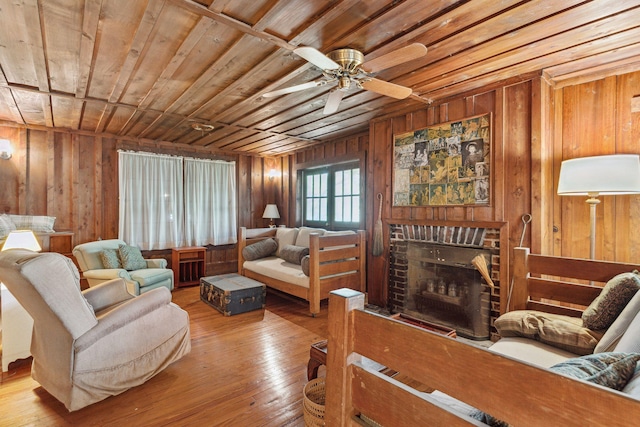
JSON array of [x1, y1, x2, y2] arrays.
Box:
[[0, 287, 329, 426]]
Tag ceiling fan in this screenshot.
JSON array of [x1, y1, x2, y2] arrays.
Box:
[[262, 43, 427, 114]]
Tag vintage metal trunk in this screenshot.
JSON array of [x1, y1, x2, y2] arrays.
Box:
[[200, 274, 266, 316]]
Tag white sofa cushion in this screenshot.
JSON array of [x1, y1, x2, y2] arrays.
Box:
[[275, 227, 298, 257], [295, 227, 326, 247], [489, 336, 576, 368], [243, 256, 309, 288]]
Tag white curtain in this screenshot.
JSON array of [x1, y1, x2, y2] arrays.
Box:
[[184, 158, 237, 246], [118, 151, 185, 250]]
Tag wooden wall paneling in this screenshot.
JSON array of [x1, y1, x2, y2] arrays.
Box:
[[615, 71, 640, 262], [236, 154, 252, 228], [502, 82, 532, 252], [280, 155, 290, 226], [0, 127, 21, 213], [530, 77, 555, 255], [251, 156, 265, 228], [101, 138, 119, 240], [367, 119, 392, 305], [552, 87, 564, 256], [48, 132, 73, 231], [25, 129, 47, 214], [16, 128, 28, 213], [73, 134, 102, 245]]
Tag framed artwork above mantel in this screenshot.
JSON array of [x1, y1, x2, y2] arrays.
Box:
[[392, 113, 491, 207]]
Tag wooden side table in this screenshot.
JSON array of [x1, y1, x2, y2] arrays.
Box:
[[172, 247, 206, 287]]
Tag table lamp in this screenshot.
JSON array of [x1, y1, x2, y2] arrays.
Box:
[[557, 154, 640, 259], [262, 204, 280, 228]]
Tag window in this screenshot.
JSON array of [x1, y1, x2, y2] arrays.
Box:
[[301, 161, 362, 229], [118, 151, 237, 250]]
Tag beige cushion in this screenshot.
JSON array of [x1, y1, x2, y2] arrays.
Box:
[[275, 227, 298, 257], [582, 271, 640, 330], [295, 227, 325, 248], [279, 244, 309, 265], [242, 238, 277, 261], [495, 310, 603, 355]]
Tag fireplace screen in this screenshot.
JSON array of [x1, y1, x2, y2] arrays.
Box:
[[404, 242, 491, 339]]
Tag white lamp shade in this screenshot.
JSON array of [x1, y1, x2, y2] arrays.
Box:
[[262, 204, 280, 219], [1, 230, 42, 252], [557, 154, 640, 196]]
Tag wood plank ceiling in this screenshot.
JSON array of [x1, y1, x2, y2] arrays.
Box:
[[0, 0, 638, 156]]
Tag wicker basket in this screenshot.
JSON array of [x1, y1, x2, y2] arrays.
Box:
[[303, 377, 326, 427]]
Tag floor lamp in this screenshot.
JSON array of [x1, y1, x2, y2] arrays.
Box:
[[557, 154, 640, 259]]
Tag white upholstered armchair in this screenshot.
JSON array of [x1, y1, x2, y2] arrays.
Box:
[[72, 239, 173, 295], [0, 249, 191, 411]]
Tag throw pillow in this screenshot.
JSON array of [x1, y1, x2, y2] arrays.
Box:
[[8, 214, 56, 233], [301, 255, 310, 276], [242, 238, 278, 261], [495, 310, 603, 355], [582, 271, 640, 330], [0, 214, 16, 239], [550, 352, 640, 391], [279, 244, 309, 265], [595, 290, 640, 353], [117, 244, 147, 271], [100, 248, 122, 269]]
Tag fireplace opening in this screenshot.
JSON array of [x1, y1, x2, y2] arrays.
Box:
[[403, 242, 491, 340]]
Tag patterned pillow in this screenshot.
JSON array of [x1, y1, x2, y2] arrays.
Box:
[[0, 214, 16, 239], [550, 352, 640, 391], [117, 244, 147, 271], [242, 238, 277, 261], [582, 271, 640, 330], [8, 214, 56, 232], [279, 244, 309, 265], [100, 249, 122, 269], [495, 310, 603, 355]]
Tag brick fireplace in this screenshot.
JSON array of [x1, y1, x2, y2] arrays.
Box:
[[388, 221, 508, 340]]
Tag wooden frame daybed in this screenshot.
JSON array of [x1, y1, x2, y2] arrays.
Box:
[[238, 227, 366, 315], [325, 248, 640, 426]]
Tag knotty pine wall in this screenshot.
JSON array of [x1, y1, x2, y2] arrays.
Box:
[[2, 70, 639, 304]]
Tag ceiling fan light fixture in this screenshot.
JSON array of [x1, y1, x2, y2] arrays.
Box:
[[338, 76, 351, 90], [328, 48, 364, 73]]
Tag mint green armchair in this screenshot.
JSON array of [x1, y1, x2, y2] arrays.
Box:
[[72, 239, 173, 295]]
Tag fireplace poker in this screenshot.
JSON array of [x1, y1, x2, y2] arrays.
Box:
[[506, 213, 532, 311]]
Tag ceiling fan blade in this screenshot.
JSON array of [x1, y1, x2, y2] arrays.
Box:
[[323, 89, 344, 114], [263, 80, 324, 98], [294, 46, 340, 70], [361, 78, 412, 99], [361, 43, 428, 73]]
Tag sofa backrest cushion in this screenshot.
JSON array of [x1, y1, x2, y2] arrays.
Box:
[[0, 213, 17, 239], [595, 289, 640, 353], [295, 227, 326, 248], [8, 214, 56, 233], [275, 227, 298, 257]]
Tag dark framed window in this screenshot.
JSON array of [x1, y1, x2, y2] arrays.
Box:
[[299, 160, 363, 230]]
